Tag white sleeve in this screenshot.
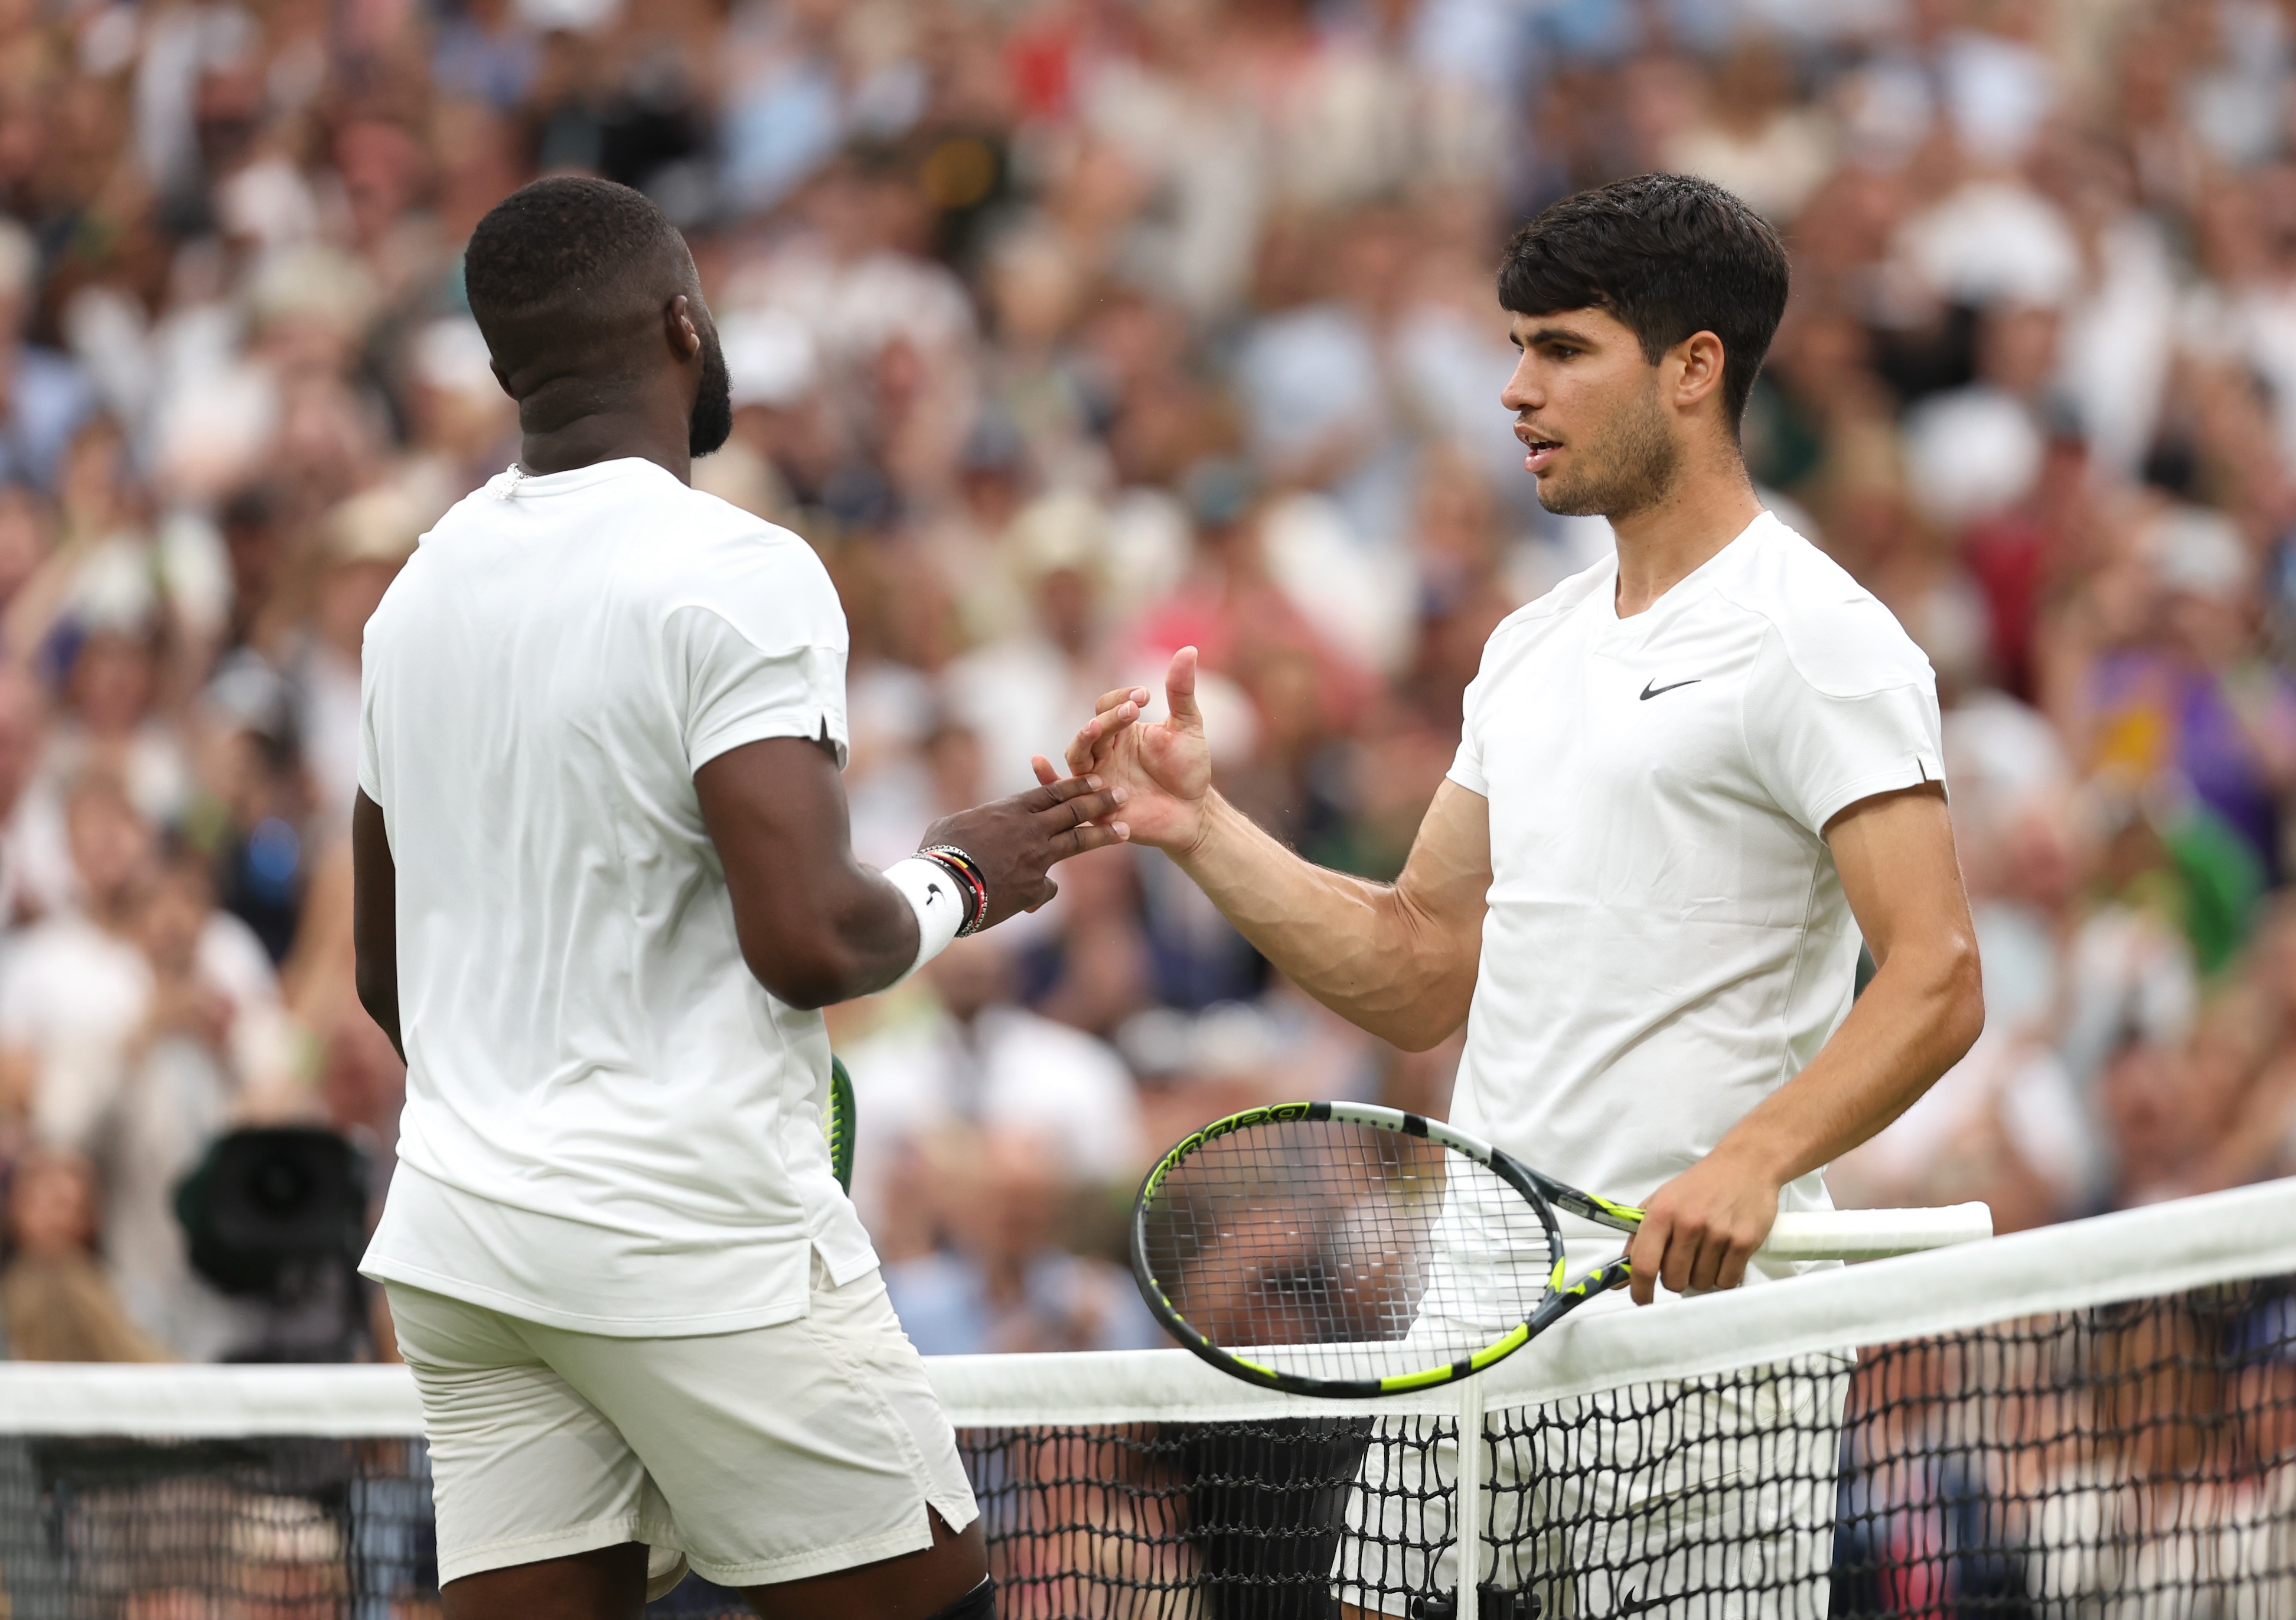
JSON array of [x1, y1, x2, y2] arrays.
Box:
[[668, 538, 850, 773], [1446, 654, 1493, 798], [1741, 602, 1945, 836], [357, 628, 383, 803]]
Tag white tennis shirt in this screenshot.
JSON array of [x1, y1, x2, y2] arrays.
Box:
[[357, 458, 878, 1336], [1448, 511, 1945, 1282]]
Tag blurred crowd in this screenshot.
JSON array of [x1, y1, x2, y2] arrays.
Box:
[[4, 0, 2296, 1364]]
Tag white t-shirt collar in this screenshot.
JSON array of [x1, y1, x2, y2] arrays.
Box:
[[487, 457, 679, 501], [1600, 509, 1778, 637]]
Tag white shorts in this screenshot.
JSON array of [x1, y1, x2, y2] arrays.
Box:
[[1338, 1357, 1851, 1619], [386, 1264, 979, 1595]]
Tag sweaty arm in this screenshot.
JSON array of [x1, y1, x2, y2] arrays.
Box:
[[1625, 782, 1984, 1303], [1054, 648, 1488, 1051], [1173, 783, 1489, 1051]]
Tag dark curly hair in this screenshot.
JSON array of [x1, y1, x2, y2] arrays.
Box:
[[464, 176, 683, 332], [1498, 174, 1789, 429]]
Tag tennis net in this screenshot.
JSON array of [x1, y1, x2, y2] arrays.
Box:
[[4, 1178, 2294, 1618]]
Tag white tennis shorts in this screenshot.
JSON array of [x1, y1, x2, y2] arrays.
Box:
[[1338, 1356, 1851, 1619], [386, 1264, 978, 1594]]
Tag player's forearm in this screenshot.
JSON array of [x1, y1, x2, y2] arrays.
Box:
[[354, 967, 403, 1063], [1708, 931, 1983, 1188], [1174, 793, 1473, 1049], [746, 876, 918, 1011]]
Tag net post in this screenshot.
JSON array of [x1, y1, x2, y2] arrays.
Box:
[[1453, 1373, 1485, 1616]]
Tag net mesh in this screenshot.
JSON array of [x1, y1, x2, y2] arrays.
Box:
[[3, 1263, 2293, 1617], [1134, 1114, 1557, 1388]]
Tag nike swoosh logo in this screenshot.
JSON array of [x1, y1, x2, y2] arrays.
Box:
[[1639, 678, 1701, 700], [926, 884, 942, 903]]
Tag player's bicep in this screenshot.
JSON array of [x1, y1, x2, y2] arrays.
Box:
[[1824, 783, 1975, 969], [693, 733, 912, 1007], [1391, 780, 1492, 990], [693, 731, 858, 926]]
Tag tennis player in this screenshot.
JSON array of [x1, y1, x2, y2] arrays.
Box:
[[350, 178, 1127, 1620], [1055, 175, 1984, 1615]]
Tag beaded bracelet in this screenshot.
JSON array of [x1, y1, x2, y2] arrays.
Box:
[[917, 845, 989, 936]]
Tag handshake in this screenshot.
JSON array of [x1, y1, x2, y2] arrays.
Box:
[[911, 647, 1210, 933]]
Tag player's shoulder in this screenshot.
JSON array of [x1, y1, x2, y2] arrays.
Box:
[[613, 475, 839, 619], [1482, 552, 1616, 651], [1709, 512, 1935, 700], [627, 472, 820, 572]]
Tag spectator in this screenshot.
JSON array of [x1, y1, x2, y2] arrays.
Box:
[[884, 1131, 1162, 1357], [0, 221, 94, 493], [1, 0, 2295, 1360], [96, 853, 271, 1359], [839, 933, 1144, 1243], [285, 487, 420, 835], [0, 772, 169, 1149], [0, 1148, 167, 1362]]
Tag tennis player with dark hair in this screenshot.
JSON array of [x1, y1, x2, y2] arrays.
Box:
[[1058, 174, 1985, 1615], [351, 177, 1127, 1620]]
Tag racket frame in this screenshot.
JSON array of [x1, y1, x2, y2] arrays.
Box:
[[1132, 1100, 1620, 1399], [827, 1057, 857, 1196]]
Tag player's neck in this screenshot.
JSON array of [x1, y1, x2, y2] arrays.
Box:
[[1606, 458, 1763, 620], [517, 406, 692, 487]]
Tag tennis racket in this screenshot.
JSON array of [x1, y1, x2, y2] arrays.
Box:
[[827, 1056, 856, 1195], [1130, 1101, 1991, 1399]]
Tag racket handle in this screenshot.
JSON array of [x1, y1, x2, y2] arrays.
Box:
[[1756, 1202, 1993, 1260]]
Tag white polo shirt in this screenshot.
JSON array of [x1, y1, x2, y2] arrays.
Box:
[[357, 458, 876, 1337], [1449, 511, 1944, 1279]]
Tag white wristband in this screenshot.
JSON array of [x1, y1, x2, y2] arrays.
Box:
[[884, 856, 967, 980]]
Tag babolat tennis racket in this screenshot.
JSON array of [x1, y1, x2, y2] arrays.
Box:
[[1131, 1101, 1991, 1399], [827, 1057, 857, 1195]]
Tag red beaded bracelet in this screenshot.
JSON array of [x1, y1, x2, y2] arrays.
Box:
[[917, 845, 988, 936]]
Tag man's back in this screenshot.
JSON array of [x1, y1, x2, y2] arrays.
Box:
[[349, 174, 1125, 1618], [360, 455, 874, 1335]]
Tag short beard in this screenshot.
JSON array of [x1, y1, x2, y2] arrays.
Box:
[[1534, 375, 1679, 521], [689, 322, 733, 458]]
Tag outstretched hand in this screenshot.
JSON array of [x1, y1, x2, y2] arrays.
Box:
[[922, 772, 1131, 927], [1030, 646, 1215, 855]]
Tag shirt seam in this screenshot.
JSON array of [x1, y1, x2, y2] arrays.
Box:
[[1704, 539, 1931, 702], [1735, 622, 1763, 814], [1713, 581, 1925, 690], [1769, 843, 1829, 1093], [662, 602, 846, 772]]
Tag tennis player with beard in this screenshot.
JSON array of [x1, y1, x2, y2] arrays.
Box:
[[351, 178, 1129, 1620], [1056, 175, 1985, 1615]]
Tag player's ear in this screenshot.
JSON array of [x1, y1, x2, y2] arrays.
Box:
[[1671, 330, 1728, 413], [665, 295, 701, 361]]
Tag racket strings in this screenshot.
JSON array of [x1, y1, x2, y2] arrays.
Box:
[[1139, 1120, 1558, 1384]]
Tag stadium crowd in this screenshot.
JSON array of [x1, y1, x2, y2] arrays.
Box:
[[0, 0, 2292, 1364]]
